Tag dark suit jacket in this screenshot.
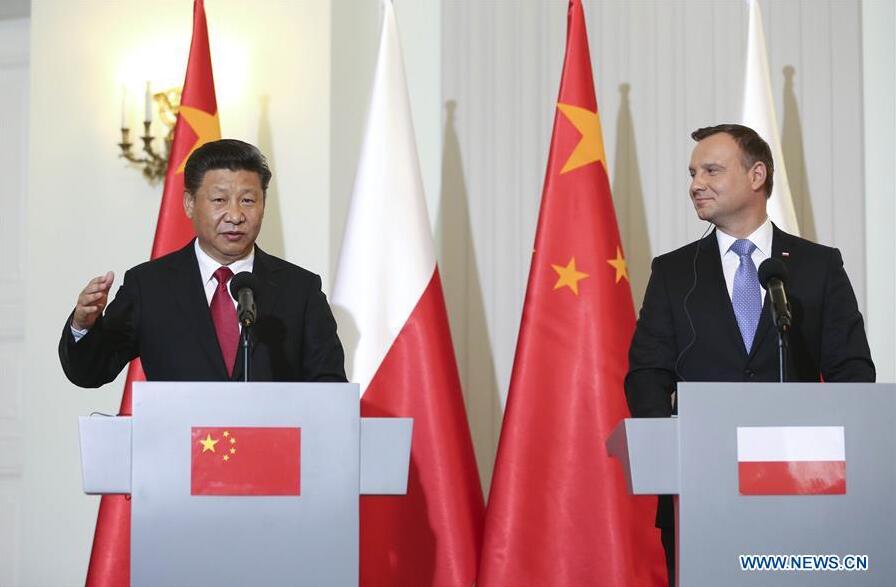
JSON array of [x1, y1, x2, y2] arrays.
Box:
[[625, 225, 874, 527], [59, 241, 346, 386]]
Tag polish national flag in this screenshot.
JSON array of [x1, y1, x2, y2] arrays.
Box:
[[742, 0, 800, 235], [737, 426, 846, 495], [330, 2, 484, 584]]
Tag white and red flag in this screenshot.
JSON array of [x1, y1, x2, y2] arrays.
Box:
[[737, 426, 846, 495], [330, 2, 484, 585], [742, 0, 799, 234]]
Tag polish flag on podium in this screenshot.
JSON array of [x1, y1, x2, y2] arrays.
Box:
[[737, 426, 846, 495], [86, 2, 221, 586], [478, 2, 665, 586]]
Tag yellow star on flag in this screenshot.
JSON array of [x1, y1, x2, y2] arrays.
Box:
[[176, 105, 221, 173], [607, 246, 629, 283], [199, 433, 218, 453], [556, 103, 607, 174], [552, 257, 589, 295]]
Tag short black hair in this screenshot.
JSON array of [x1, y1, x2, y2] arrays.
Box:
[[183, 139, 272, 195], [691, 124, 774, 198]]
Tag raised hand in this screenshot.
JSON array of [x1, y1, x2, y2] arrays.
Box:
[[72, 271, 115, 331]]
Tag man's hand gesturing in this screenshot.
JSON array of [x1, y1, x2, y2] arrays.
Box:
[[72, 271, 115, 331]]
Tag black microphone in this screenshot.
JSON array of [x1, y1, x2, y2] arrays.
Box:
[[229, 272, 258, 327], [758, 258, 791, 332]]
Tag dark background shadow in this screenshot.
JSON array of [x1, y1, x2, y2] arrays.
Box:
[[437, 100, 501, 494], [781, 65, 817, 241], [256, 95, 286, 258], [612, 84, 651, 311]]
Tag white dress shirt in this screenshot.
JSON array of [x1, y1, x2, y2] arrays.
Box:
[[71, 241, 255, 342], [715, 217, 772, 302], [193, 239, 255, 307]]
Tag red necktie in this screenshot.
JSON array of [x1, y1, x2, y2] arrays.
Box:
[[210, 266, 238, 376]]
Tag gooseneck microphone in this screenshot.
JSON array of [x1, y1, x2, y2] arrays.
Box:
[[229, 271, 258, 383], [229, 272, 258, 327], [757, 258, 791, 333]]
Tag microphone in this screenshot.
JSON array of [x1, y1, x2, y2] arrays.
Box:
[[229, 272, 258, 327], [758, 258, 791, 332]]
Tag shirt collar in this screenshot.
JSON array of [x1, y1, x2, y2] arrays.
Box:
[[716, 217, 773, 258], [194, 239, 255, 285]]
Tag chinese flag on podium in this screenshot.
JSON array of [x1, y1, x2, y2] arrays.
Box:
[[478, 1, 666, 586], [85, 1, 221, 585]]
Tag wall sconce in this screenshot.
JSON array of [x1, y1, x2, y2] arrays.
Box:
[[118, 82, 182, 185]]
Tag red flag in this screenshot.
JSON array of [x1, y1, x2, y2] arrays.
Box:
[[191, 427, 301, 496], [331, 3, 484, 584], [478, 2, 666, 586], [86, 2, 221, 585]]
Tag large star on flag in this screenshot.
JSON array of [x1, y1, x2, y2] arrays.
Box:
[[176, 105, 221, 173], [199, 433, 218, 453], [552, 257, 589, 295], [607, 246, 629, 283], [556, 103, 607, 174]]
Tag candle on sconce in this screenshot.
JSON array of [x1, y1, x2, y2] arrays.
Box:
[[144, 81, 152, 123], [120, 86, 128, 129]]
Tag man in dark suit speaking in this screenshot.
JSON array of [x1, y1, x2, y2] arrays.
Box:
[[59, 139, 346, 385], [624, 124, 874, 586]]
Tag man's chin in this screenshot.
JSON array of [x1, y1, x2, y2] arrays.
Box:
[[694, 208, 714, 222]]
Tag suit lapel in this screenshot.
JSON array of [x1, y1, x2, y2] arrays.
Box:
[[250, 246, 283, 337], [243, 246, 283, 371], [169, 241, 229, 377], [697, 231, 749, 357]]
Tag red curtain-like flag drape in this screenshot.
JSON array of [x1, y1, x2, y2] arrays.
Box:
[[85, 2, 221, 585], [478, 1, 666, 586]]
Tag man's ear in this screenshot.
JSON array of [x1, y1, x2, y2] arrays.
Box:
[[183, 191, 195, 219], [750, 161, 768, 193]]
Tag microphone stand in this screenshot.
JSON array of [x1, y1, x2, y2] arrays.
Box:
[[772, 296, 791, 383], [776, 327, 788, 383], [240, 321, 252, 382]]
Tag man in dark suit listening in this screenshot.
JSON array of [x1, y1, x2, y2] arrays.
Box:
[[624, 124, 874, 587], [60, 139, 346, 385]]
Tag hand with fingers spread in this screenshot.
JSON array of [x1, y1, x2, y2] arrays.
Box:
[[72, 271, 115, 331]]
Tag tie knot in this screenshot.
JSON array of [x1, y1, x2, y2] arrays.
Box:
[[730, 239, 756, 258], [213, 266, 234, 286]]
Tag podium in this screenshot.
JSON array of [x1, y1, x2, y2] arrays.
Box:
[[78, 382, 412, 587], [608, 382, 896, 586]]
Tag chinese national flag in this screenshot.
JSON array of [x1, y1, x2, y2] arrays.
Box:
[[478, 2, 666, 586], [191, 427, 301, 496], [86, 1, 221, 585]]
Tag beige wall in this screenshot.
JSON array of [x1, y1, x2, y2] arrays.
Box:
[[863, 0, 896, 383]]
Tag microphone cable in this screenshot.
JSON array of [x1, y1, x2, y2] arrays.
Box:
[[674, 222, 714, 382]]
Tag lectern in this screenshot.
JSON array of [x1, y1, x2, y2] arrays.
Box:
[[608, 382, 895, 586], [79, 382, 412, 587]]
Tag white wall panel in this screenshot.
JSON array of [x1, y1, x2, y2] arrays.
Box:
[[0, 16, 26, 587]]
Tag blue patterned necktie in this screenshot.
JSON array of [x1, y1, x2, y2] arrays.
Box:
[[730, 239, 761, 352]]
